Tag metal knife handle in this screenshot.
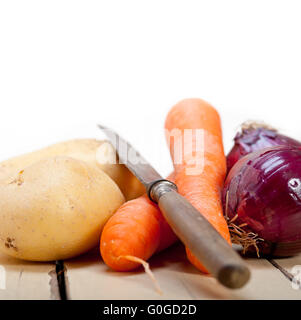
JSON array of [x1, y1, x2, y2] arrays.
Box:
[[150, 180, 250, 289]]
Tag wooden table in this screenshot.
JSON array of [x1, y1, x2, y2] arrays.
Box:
[[0, 243, 300, 300]]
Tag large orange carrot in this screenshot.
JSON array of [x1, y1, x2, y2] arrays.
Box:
[[165, 98, 231, 273], [100, 174, 178, 272]]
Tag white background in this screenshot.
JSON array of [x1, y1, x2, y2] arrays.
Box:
[[0, 1, 300, 176]]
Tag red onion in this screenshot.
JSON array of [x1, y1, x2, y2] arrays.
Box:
[[223, 146, 301, 257], [227, 123, 301, 172]]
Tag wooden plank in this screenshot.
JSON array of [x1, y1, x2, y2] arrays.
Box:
[[272, 255, 301, 275], [64, 244, 301, 300], [271, 255, 301, 292], [0, 252, 58, 300]]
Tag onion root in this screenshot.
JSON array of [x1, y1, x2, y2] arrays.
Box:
[[225, 191, 264, 257]]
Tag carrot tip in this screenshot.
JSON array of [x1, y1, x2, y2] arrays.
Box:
[[120, 255, 163, 295]]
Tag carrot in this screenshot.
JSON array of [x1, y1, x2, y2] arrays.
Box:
[[100, 173, 178, 272], [164, 98, 231, 273]]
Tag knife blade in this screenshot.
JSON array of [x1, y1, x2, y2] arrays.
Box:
[[98, 124, 250, 289], [97, 124, 162, 187]]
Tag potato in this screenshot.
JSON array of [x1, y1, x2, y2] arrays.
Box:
[[0, 139, 145, 200], [0, 156, 125, 261]]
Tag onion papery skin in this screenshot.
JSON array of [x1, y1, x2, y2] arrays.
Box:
[[223, 146, 301, 257], [227, 126, 301, 172]]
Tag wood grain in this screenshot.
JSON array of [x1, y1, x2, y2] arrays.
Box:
[[0, 244, 300, 299], [64, 244, 301, 300], [0, 252, 58, 300]]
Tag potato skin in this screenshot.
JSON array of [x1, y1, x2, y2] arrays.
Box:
[[0, 156, 125, 261], [0, 139, 145, 201]]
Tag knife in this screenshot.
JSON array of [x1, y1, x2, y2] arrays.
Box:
[[98, 124, 250, 289]]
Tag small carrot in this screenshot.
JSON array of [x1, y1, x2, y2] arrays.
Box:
[[164, 98, 231, 273], [100, 174, 178, 272]]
